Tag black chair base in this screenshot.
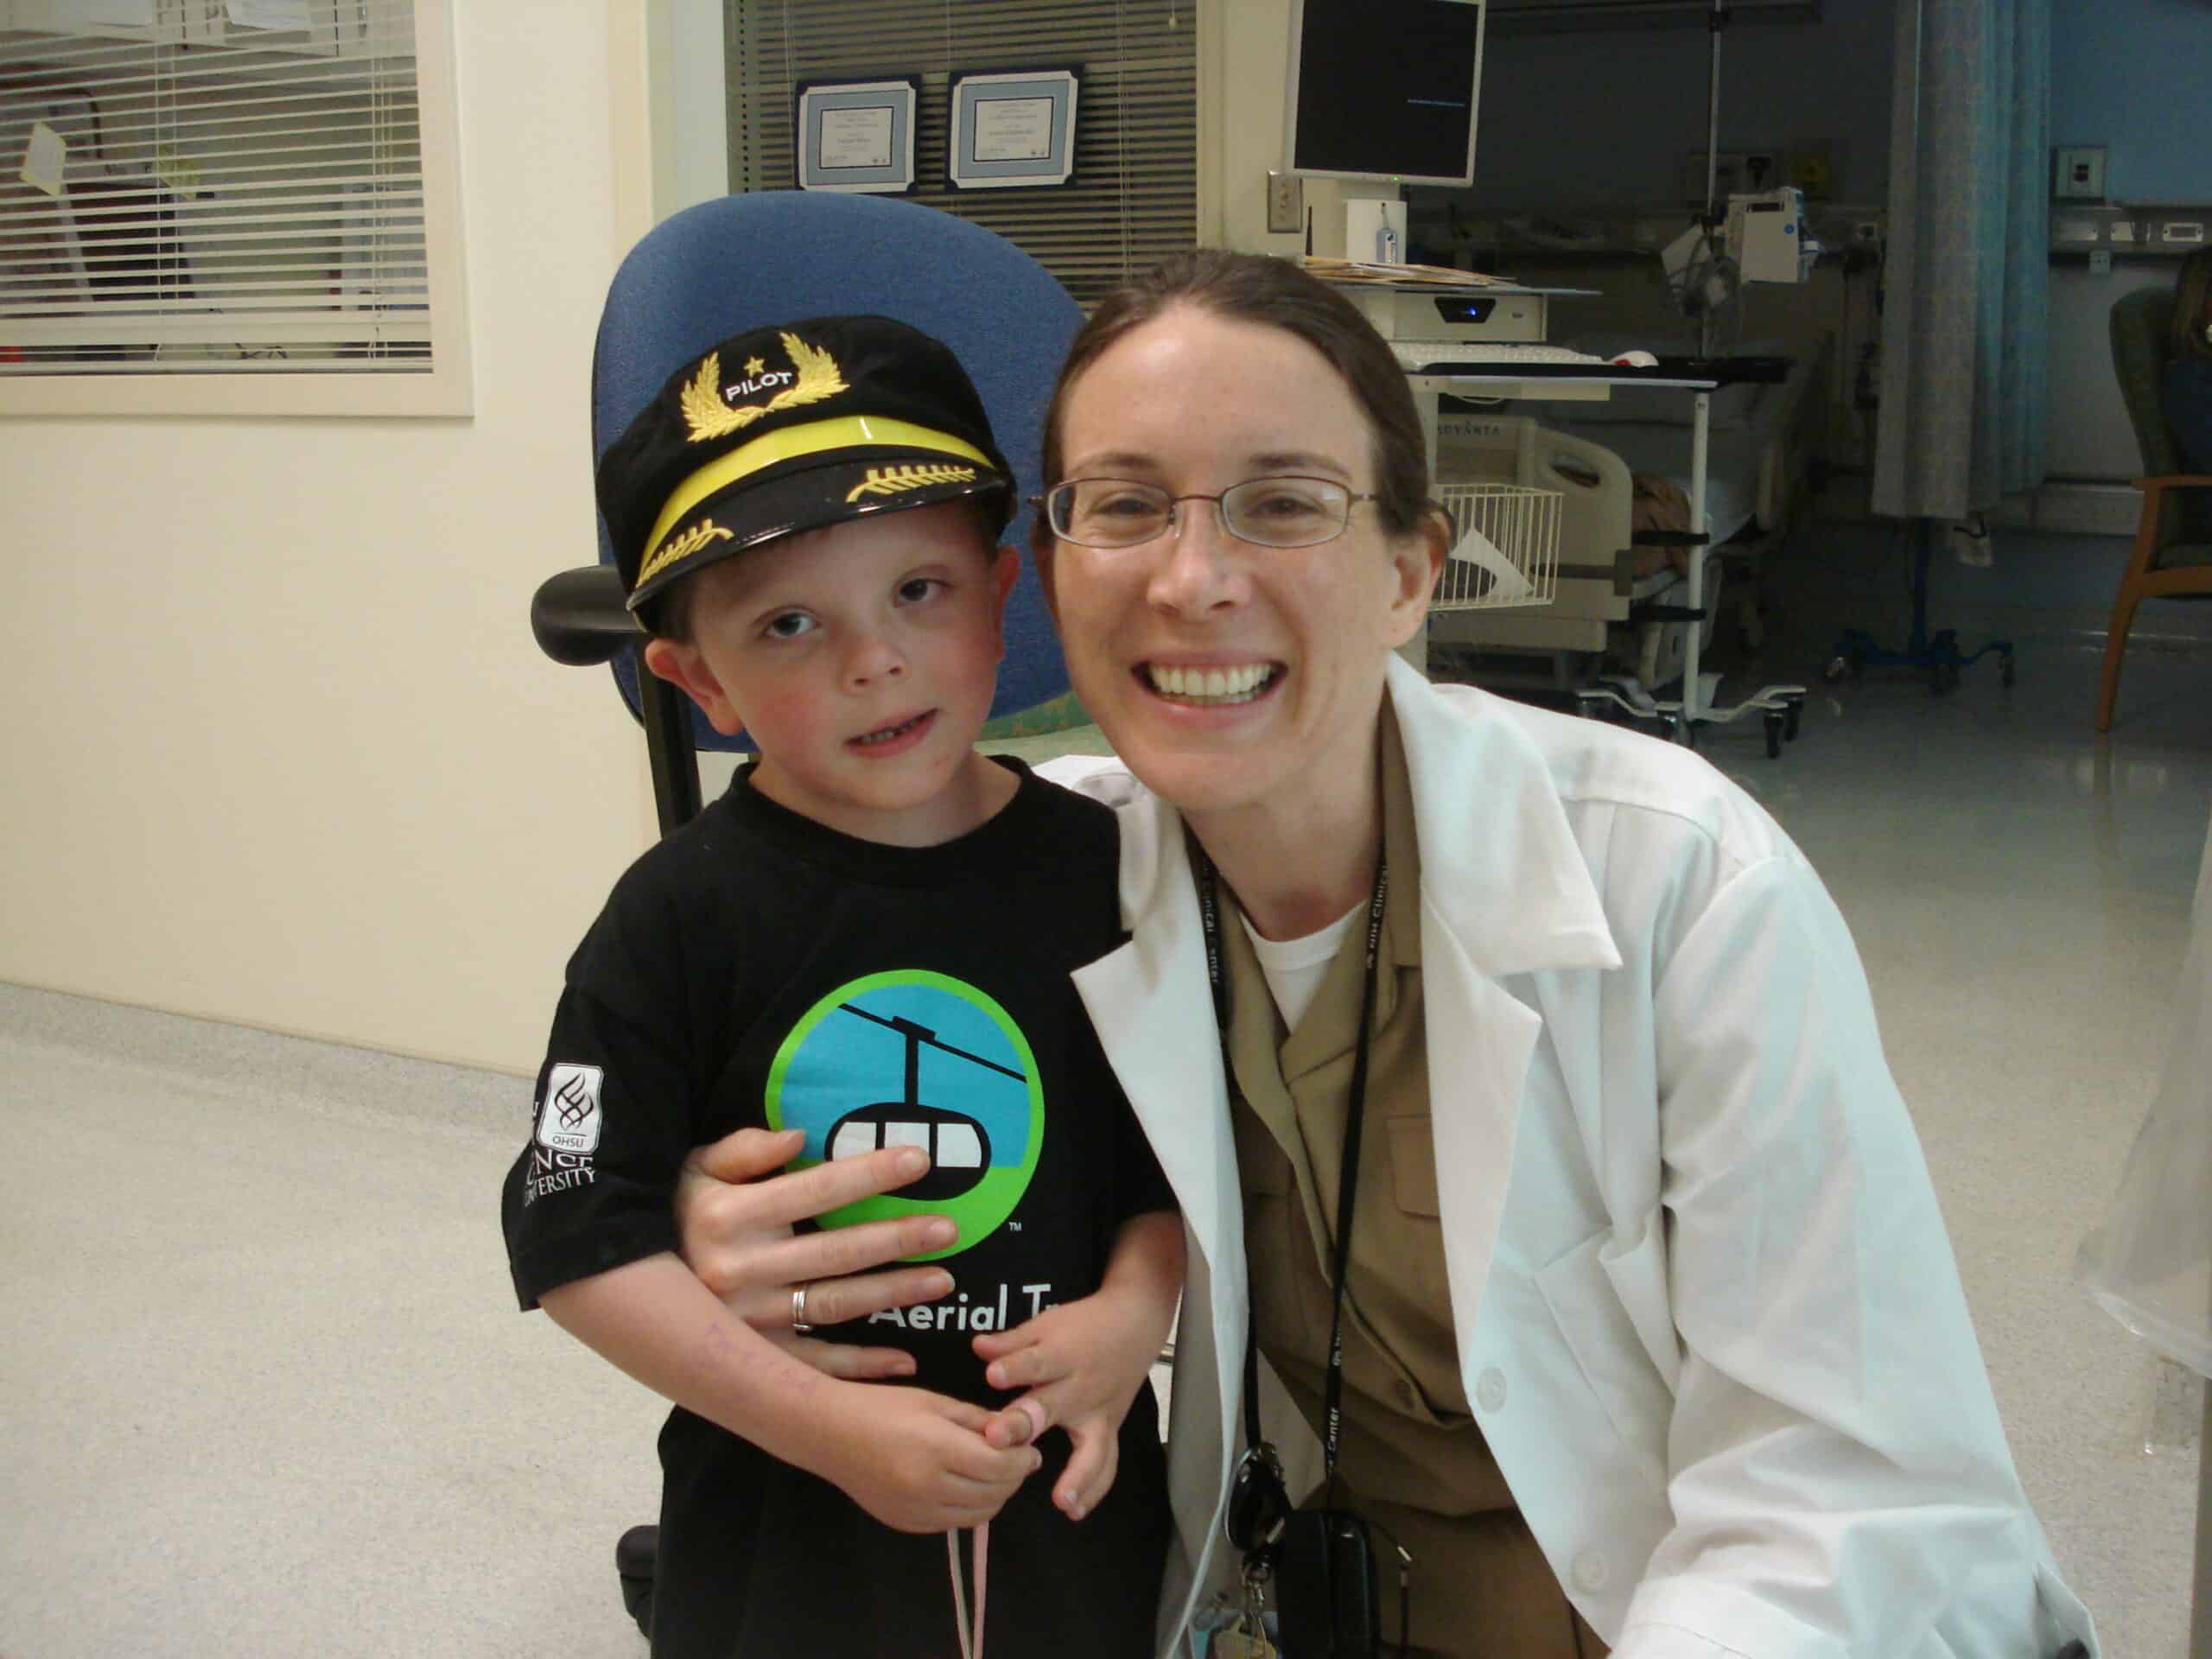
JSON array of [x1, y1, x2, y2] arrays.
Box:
[[616, 1522, 658, 1640]]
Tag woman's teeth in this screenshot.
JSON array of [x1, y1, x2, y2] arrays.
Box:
[[1145, 664, 1274, 704], [855, 714, 927, 746]]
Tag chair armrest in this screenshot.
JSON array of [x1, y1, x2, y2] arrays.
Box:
[[531, 565, 639, 666], [2134, 474, 2212, 498]]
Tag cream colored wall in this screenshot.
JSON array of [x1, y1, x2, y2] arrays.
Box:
[[0, 4, 663, 1075], [1205, 0, 1388, 258]]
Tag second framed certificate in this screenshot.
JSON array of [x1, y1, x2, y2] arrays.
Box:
[[947, 69, 1079, 191]]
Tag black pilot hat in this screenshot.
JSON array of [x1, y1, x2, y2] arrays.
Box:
[[598, 314, 1014, 626]]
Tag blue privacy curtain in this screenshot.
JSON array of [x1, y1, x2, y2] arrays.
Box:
[[1872, 0, 2051, 520]]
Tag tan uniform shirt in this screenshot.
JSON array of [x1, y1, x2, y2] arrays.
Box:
[[1221, 711, 1607, 1659]]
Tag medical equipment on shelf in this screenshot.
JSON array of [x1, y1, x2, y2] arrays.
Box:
[[1725, 187, 1820, 285], [1337, 282, 1567, 346], [1432, 480, 1560, 612]]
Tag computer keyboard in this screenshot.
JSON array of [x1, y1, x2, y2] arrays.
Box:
[[1389, 339, 1611, 372]]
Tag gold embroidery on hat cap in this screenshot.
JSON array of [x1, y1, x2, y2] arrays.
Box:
[[681, 333, 848, 443], [844, 464, 981, 502], [637, 518, 735, 590]]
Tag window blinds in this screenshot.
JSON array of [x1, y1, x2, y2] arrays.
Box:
[[724, 1, 1198, 308], [0, 0, 440, 378]]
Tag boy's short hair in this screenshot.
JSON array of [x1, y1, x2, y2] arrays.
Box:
[[597, 315, 1015, 637]]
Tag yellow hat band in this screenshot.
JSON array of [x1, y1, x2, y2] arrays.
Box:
[[639, 416, 997, 588]]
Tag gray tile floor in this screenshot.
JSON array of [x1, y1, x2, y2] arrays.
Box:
[[3, 533, 2208, 1658]]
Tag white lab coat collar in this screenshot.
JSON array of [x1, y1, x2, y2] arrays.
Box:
[[1382, 654, 1622, 981]]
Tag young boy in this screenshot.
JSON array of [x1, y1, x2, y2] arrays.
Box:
[[502, 315, 1183, 1658]]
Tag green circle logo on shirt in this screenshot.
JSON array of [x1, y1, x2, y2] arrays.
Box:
[[766, 969, 1043, 1262]]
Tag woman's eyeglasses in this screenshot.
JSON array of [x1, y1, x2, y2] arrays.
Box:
[[1038, 476, 1379, 550]]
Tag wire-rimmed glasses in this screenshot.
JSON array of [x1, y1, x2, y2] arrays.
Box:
[[1039, 476, 1379, 550]]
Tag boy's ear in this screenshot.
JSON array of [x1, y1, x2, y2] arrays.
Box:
[[641, 637, 747, 739], [987, 544, 1020, 657]]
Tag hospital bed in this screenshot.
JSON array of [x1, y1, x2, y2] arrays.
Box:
[[1426, 334, 1832, 715]]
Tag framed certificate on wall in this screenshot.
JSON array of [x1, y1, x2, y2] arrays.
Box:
[[796, 78, 918, 194], [947, 69, 1079, 190]]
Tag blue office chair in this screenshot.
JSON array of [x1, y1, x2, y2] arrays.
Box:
[[531, 189, 1087, 837], [528, 190, 1086, 1637]]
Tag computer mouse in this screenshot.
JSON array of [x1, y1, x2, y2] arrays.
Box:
[[1611, 350, 1659, 368]]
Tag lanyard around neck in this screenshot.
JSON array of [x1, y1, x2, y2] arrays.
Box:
[[1192, 834, 1389, 1500]]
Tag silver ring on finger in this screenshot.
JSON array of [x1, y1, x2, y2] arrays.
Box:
[[791, 1282, 815, 1335]]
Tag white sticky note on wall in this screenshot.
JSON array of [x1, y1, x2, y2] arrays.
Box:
[[50, 0, 156, 21], [226, 0, 314, 27], [19, 122, 67, 198]]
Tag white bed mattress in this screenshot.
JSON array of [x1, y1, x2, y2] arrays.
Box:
[[1558, 419, 1767, 550]]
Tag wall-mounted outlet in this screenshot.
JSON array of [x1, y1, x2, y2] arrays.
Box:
[[2054, 145, 2107, 201], [1266, 169, 1303, 236], [1853, 220, 1881, 245], [2088, 250, 2113, 276]]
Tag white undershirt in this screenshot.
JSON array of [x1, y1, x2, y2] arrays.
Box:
[[1240, 901, 1365, 1033]]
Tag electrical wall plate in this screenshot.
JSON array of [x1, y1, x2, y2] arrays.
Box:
[[2054, 145, 2107, 201], [1266, 169, 1303, 235]]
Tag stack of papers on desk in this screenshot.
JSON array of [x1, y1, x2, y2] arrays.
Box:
[[1300, 257, 1503, 288]]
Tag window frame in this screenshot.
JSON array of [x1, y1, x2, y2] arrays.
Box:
[[0, 0, 471, 418]]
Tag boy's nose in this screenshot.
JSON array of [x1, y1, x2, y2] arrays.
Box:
[[841, 628, 907, 684]]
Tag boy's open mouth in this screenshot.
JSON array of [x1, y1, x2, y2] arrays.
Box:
[[851, 711, 933, 747]]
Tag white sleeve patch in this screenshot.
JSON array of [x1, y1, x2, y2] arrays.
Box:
[[535, 1063, 605, 1154]]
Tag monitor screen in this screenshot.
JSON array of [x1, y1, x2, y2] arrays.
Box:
[[1285, 0, 1486, 188]]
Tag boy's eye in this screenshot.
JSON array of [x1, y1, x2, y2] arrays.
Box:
[[896, 576, 946, 604], [763, 612, 816, 639]]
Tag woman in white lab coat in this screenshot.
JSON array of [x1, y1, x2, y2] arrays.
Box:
[[1027, 248, 2094, 1659], [677, 251, 2098, 1658]]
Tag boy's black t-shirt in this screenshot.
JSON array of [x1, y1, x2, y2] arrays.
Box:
[[502, 759, 1173, 1659]]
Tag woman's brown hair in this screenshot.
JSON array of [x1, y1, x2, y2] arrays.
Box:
[[1034, 250, 1440, 552]]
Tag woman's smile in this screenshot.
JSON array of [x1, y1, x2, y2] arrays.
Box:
[[1138, 661, 1281, 706]]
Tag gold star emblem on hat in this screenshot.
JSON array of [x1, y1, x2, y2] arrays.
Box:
[[744, 357, 766, 377]]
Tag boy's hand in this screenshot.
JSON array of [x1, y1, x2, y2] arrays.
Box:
[[674, 1127, 958, 1381], [805, 1383, 1042, 1535], [970, 1280, 1169, 1522]]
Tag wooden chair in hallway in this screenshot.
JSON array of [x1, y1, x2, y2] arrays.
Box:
[[2099, 283, 2212, 731]]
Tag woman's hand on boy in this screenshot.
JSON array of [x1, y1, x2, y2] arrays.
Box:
[[674, 1126, 957, 1381]]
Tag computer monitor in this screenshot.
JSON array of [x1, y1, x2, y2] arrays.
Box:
[[1283, 0, 1486, 189]]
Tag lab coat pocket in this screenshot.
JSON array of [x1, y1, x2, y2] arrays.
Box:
[[1595, 1205, 1682, 1395], [1534, 1229, 1675, 1489]]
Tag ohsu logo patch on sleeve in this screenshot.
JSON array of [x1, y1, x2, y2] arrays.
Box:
[[535, 1064, 605, 1154]]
